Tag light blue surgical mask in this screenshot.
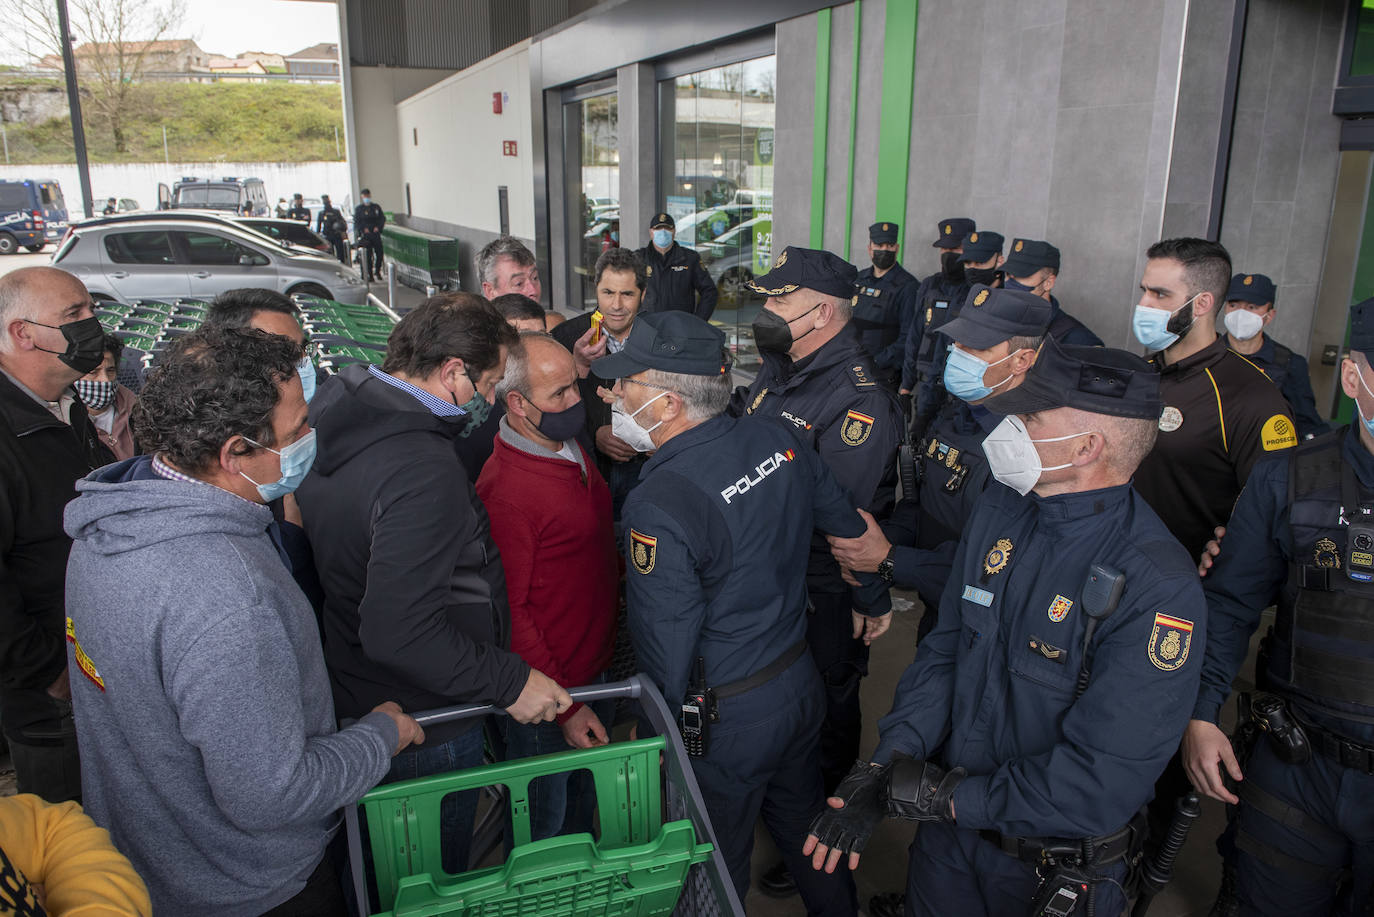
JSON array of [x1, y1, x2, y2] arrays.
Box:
[[652, 228, 673, 249], [240, 430, 317, 502], [296, 354, 316, 404], [1132, 293, 1199, 352], [1355, 368, 1374, 439], [943, 345, 1018, 403]]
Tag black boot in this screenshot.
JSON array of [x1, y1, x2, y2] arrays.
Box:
[[758, 860, 797, 898]]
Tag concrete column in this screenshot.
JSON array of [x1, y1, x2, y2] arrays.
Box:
[[617, 62, 656, 251]]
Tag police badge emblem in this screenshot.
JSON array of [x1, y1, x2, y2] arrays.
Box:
[[1147, 613, 1194, 671], [969, 232, 979, 243], [841, 410, 874, 446], [774, 249, 789, 269], [983, 538, 1013, 575], [646, 265, 653, 276], [1243, 275, 1253, 286], [973, 290, 989, 306], [748, 387, 768, 415], [1047, 595, 1073, 623], [630, 529, 657, 574], [1014, 240, 1024, 252], [1315, 537, 1341, 569]]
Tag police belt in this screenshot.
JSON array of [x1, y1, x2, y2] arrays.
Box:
[[710, 640, 807, 702], [978, 820, 1136, 868], [1291, 706, 1374, 775]]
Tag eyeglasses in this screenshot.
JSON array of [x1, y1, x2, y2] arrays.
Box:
[[622, 378, 674, 393]]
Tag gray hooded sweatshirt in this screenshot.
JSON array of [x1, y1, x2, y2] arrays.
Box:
[[63, 461, 398, 916]]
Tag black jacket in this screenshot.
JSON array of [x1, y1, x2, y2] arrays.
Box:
[[296, 366, 529, 739], [552, 312, 646, 482], [286, 205, 311, 223], [637, 243, 718, 320], [354, 203, 386, 240], [316, 206, 348, 239], [0, 373, 112, 740]]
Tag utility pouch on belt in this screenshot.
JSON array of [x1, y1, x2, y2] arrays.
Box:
[[1251, 692, 1311, 766]]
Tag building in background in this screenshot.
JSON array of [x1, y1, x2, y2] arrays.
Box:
[[285, 43, 341, 81], [330, 0, 1369, 407]]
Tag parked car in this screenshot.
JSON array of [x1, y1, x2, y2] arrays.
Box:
[[701, 214, 772, 300], [100, 197, 141, 214], [164, 176, 270, 216], [53, 214, 369, 305], [238, 217, 332, 253], [0, 178, 68, 254]]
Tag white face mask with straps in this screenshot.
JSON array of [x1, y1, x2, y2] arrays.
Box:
[[982, 415, 1097, 495], [611, 391, 667, 453]]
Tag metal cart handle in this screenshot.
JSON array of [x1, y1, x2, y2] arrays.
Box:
[[411, 680, 640, 727]]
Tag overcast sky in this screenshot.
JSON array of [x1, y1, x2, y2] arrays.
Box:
[[182, 0, 339, 58]]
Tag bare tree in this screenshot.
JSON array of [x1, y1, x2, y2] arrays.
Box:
[[0, 0, 186, 153]]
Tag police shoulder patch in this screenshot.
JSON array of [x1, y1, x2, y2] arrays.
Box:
[[1261, 414, 1297, 452], [1147, 613, 1194, 671], [630, 529, 657, 574], [841, 409, 875, 445]]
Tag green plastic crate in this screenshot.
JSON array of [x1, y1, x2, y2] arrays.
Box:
[[354, 738, 713, 917]]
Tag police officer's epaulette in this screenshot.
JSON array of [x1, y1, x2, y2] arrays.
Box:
[[846, 363, 878, 390]]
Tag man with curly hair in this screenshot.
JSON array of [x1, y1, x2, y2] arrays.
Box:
[[63, 325, 425, 916]]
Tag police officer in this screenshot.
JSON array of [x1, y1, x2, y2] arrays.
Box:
[[1001, 238, 1104, 347], [831, 285, 1050, 634], [852, 221, 920, 391], [1132, 238, 1296, 561], [1222, 272, 1330, 439], [102, 197, 117, 215], [900, 217, 976, 403], [354, 188, 386, 282], [806, 337, 1206, 916], [730, 246, 901, 808], [315, 194, 350, 265], [637, 212, 717, 320], [600, 311, 887, 915], [286, 193, 310, 223], [906, 230, 1006, 439], [1184, 297, 1374, 915]]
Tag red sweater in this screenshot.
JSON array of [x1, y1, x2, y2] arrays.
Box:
[[476, 431, 618, 722]]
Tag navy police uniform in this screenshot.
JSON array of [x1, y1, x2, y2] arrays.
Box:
[[853, 222, 920, 389], [1226, 273, 1331, 440], [354, 197, 386, 281], [732, 246, 902, 793], [899, 217, 975, 395], [871, 341, 1206, 916], [602, 312, 885, 914], [890, 287, 1053, 627], [1001, 238, 1104, 348], [638, 212, 718, 320], [316, 201, 350, 264], [905, 226, 1000, 440], [1195, 298, 1374, 915], [286, 198, 310, 222]]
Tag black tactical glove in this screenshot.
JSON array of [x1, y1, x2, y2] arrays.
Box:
[[886, 757, 966, 822], [806, 760, 889, 860]]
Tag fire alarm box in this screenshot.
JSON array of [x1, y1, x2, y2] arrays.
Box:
[[503, 141, 518, 157], [493, 92, 503, 114]]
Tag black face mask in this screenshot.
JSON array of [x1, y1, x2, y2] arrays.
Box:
[[940, 251, 965, 284], [964, 266, 1002, 287], [872, 250, 896, 271], [752, 302, 823, 354], [24, 316, 105, 374], [526, 396, 587, 443]]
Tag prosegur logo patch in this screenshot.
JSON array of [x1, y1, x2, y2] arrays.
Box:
[[721, 449, 795, 504], [1261, 414, 1297, 452]]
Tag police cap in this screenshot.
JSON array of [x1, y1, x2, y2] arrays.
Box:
[[1002, 238, 1061, 278], [957, 230, 1005, 264], [869, 221, 899, 244], [985, 336, 1162, 420], [1351, 298, 1374, 362], [937, 285, 1051, 351], [746, 245, 857, 299], [650, 212, 675, 230], [591, 310, 731, 379], [1226, 272, 1276, 306], [932, 217, 976, 248]]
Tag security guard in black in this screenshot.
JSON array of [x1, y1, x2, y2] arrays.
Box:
[[731, 245, 901, 794], [637, 212, 718, 320]]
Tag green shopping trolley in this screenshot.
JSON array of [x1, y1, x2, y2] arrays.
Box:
[[345, 675, 744, 917]]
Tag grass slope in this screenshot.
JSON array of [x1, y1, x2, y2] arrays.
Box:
[[0, 79, 346, 163]]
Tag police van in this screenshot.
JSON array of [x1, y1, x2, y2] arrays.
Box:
[[164, 176, 270, 216], [0, 179, 68, 254]]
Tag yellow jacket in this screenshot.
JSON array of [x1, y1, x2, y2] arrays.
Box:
[[0, 794, 149, 916]]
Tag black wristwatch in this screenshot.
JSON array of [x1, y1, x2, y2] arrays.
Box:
[[877, 546, 896, 583]]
